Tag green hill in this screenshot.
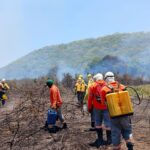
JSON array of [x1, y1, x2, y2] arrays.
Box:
[[0, 32, 150, 80]]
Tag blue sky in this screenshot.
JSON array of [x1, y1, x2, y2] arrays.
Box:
[[0, 0, 150, 68]]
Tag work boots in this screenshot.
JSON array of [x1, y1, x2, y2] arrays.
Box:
[[62, 122, 67, 129], [126, 142, 134, 150], [89, 122, 96, 131], [89, 128, 106, 148], [106, 130, 112, 145], [91, 121, 95, 128]]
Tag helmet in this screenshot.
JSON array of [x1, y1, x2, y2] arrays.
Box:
[[93, 74, 97, 80], [104, 72, 114, 79], [95, 73, 103, 81], [46, 79, 54, 87], [78, 77, 82, 80], [87, 74, 92, 78], [78, 74, 83, 78], [1, 78, 6, 82]]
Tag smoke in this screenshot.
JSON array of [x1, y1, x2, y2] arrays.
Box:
[[57, 65, 77, 81], [52, 62, 86, 81], [118, 33, 150, 79]]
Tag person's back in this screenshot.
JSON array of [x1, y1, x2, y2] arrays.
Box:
[[88, 73, 111, 148], [84, 74, 94, 103], [101, 72, 134, 150], [1, 78, 10, 91], [50, 84, 62, 108], [46, 79, 67, 130], [0, 83, 6, 106]]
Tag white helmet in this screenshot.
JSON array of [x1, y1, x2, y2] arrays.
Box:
[[95, 73, 103, 81], [1, 78, 6, 82], [104, 72, 115, 82], [93, 74, 97, 81], [104, 72, 114, 79]]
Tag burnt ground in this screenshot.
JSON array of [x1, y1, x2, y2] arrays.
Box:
[[0, 88, 150, 150]]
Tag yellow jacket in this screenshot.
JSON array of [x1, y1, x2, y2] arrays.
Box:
[[84, 79, 94, 103], [75, 80, 86, 92], [2, 83, 10, 90]]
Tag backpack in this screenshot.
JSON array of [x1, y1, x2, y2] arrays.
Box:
[[94, 83, 104, 103], [105, 83, 134, 118]]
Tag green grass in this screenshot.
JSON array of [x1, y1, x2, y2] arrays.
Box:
[[127, 84, 150, 99]]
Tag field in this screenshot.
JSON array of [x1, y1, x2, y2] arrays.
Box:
[[0, 81, 150, 150]]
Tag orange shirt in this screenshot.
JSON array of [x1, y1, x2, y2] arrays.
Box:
[[50, 85, 62, 108], [101, 81, 126, 103], [88, 80, 107, 111]]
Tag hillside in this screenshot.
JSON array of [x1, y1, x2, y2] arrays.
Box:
[[0, 32, 150, 79]]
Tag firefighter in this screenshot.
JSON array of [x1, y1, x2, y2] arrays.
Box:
[[1, 78, 10, 91], [88, 73, 111, 148], [83, 74, 94, 104], [0, 79, 9, 105], [0, 83, 6, 106], [74, 77, 87, 105], [46, 79, 67, 129], [101, 72, 134, 150], [83, 74, 95, 130]]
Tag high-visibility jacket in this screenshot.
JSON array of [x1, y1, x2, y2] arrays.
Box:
[[88, 80, 106, 111], [84, 78, 94, 103], [75, 80, 86, 92], [2, 83, 10, 91], [49, 85, 62, 109]]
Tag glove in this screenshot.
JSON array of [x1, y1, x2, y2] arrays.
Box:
[[83, 104, 87, 112]]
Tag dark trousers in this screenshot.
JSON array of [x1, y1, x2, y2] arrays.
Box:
[[77, 91, 85, 104]]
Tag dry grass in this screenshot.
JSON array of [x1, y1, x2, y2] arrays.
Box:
[[0, 80, 149, 150]]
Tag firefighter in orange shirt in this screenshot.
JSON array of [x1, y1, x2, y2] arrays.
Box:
[[88, 73, 111, 148], [46, 79, 67, 129], [101, 72, 134, 150]]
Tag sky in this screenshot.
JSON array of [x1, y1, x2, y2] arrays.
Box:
[[0, 0, 150, 68]]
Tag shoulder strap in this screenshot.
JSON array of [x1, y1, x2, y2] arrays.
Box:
[[106, 82, 120, 93]]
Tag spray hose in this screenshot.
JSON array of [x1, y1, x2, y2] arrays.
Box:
[[126, 86, 142, 105]]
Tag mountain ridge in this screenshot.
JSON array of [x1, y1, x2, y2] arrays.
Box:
[[0, 32, 150, 80]]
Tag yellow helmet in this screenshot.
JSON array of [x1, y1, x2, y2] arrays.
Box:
[[87, 74, 92, 78], [78, 74, 83, 78]]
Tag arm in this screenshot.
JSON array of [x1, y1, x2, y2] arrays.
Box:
[[88, 86, 93, 113], [50, 88, 57, 109], [5, 83, 10, 90]]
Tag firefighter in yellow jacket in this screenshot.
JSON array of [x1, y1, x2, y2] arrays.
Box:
[[1, 78, 10, 91], [1, 78, 9, 105], [75, 77, 87, 105], [84, 74, 94, 102]]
